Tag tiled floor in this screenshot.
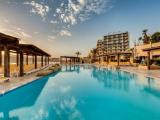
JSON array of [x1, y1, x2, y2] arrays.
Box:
[[0, 65, 51, 95]]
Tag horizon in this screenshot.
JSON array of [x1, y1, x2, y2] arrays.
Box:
[[1, 0, 160, 57]]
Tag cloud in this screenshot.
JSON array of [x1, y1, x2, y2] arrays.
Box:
[[24, 1, 49, 19], [60, 85, 72, 93], [60, 30, 72, 37], [50, 20, 58, 24], [53, 0, 112, 27]]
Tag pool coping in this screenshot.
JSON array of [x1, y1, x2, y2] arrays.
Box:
[[0, 64, 61, 96]]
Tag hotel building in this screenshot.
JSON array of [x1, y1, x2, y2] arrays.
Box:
[[94, 32, 129, 62], [103, 32, 129, 54]]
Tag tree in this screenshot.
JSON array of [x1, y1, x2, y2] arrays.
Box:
[[138, 37, 143, 44], [151, 32, 160, 43], [142, 29, 150, 44], [75, 51, 81, 57]]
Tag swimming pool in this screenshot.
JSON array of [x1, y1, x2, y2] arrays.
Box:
[[0, 65, 160, 120]]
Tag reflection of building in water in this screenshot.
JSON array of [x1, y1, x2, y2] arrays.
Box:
[[136, 76, 160, 98], [92, 67, 135, 91], [0, 73, 54, 120], [61, 65, 80, 74], [81, 65, 94, 70]]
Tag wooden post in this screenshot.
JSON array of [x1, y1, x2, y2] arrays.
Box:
[[0, 50, 2, 67], [16, 51, 19, 66], [32, 55, 34, 64], [41, 56, 43, 67], [60, 57, 62, 64], [107, 56, 109, 64], [35, 55, 37, 69], [48, 57, 49, 64], [147, 51, 151, 70], [74, 58, 75, 64], [117, 54, 120, 66], [66, 58, 67, 64], [26, 54, 28, 65], [45, 56, 47, 65], [69, 58, 71, 65], [19, 50, 24, 77], [4, 46, 10, 77]]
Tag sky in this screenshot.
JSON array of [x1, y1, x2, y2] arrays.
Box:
[[0, 0, 160, 57]]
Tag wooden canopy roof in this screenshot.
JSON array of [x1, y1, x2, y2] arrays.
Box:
[[60, 56, 79, 58], [143, 46, 160, 51], [0, 32, 50, 56], [0, 33, 19, 45], [19, 44, 50, 56]]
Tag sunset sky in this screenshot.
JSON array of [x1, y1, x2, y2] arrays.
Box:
[[0, 0, 160, 57]]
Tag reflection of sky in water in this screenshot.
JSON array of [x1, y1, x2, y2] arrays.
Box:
[[0, 65, 160, 120]]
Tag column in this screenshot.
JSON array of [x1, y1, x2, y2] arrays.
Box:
[[19, 50, 24, 77], [35, 55, 37, 69], [69, 58, 71, 64], [4, 46, 10, 77], [41, 56, 43, 67], [117, 54, 120, 66], [16, 51, 19, 66], [48, 57, 49, 64], [0, 50, 2, 67], [45, 56, 47, 65], [147, 51, 151, 70], [32, 55, 34, 64], [60, 57, 62, 64], [26, 54, 28, 65]]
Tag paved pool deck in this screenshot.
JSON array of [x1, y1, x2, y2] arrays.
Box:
[[0, 65, 52, 95]]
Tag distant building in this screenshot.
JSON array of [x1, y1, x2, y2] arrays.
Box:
[[134, 42, 160, 60], [96, 40, 104, 57], [103, 32, 129, 54]]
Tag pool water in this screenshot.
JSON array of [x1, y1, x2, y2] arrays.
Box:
[[0, 65, 160, 120]]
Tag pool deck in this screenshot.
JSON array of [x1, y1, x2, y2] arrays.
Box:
[[0, 65, 52, 95]]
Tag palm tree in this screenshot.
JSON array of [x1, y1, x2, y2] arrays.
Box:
[[75, 51, 81, 57], [138, 37, 143, 44], [142, 29, 150, 44]]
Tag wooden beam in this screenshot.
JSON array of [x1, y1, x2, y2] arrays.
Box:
[[35, 55, 37, 69], [16, 51, 19, 66], [4, 46, 10, 77], [45, 56, 47, 65], [48, 57, 49, 64], [26, 54, 28, 65], [19, 50, 24, 77], [60, 57, 62, 64], [41, 56, 43, 67], [0, 50, 2, 67], [32, 55, 34, 64], [147, 51, 151, 70], [117, 54, 120, 66]]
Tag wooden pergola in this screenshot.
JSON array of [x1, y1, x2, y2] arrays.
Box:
[[143, 46, 160, 70], [60, 56, 80, 64], [106, 51, 132, 66], [0, 33, 51, 77]]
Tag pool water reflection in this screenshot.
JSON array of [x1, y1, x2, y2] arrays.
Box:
[[0, 65, 160, 120]]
